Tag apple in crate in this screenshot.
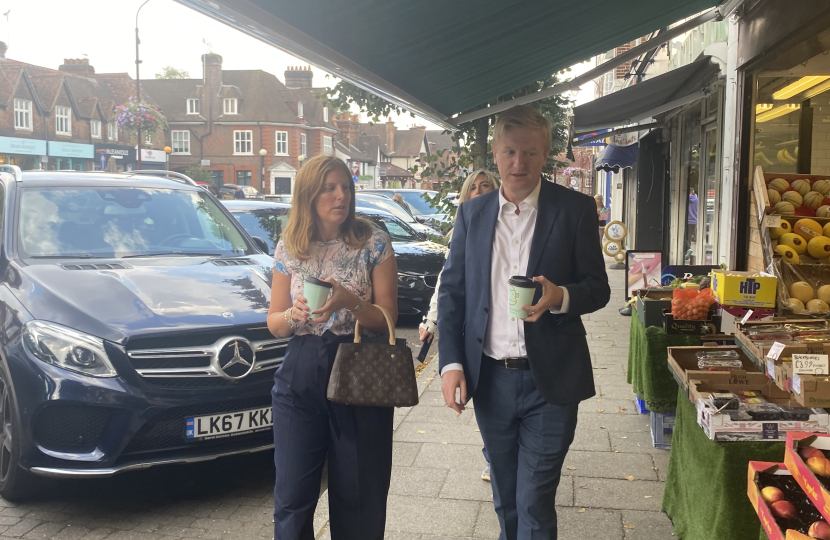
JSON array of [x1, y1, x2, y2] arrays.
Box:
[[762, 486, 786, 504], [807, 457, 830, 476], [771, 500, 798, 519], [802, 447, 826, 461], [810, 521, 830, 540]]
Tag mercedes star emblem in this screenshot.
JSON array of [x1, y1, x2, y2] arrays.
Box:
[[215, 338, 256, 380]]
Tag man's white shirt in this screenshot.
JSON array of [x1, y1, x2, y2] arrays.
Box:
[[441, 181, 569, 375]]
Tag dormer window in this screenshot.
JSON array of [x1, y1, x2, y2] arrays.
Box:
[[298, 102, 304, 118], [187, 98, 200, 114], [224, 98, 237, 115], [323, 106, 328, 122]]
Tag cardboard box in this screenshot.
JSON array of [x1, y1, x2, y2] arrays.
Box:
[[635, 288, 673, 328], [784, 432, 830, 523], [711, 270, 778, 308], [747, 461, 813, 540], [667, 346, 762, 400], [735, 319, 830, 366], [692, 380, 829, 441], [792, 374, 830, 408], [663, 310, 722, 335], [766, 359, 794, 392], [717, 303, 775, 335]]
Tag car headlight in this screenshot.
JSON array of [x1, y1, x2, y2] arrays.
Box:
[[23, 321, 117, 377], [398, 273, 420, 288]]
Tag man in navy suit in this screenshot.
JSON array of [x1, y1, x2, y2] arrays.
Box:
[[437, 105, 610, 540]]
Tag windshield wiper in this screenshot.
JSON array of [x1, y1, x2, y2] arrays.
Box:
[[121, 251, 223, 259], [30, 254, 101, 259]]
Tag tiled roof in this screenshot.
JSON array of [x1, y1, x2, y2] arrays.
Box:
[[334, 139, 374, 162]]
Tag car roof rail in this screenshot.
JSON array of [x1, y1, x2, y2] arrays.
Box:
[[125, 170, 198, 187], [0, 164, 23, 182]]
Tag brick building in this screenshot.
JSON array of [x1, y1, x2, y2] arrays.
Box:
[[143, 57, 337, 194], [0, 43, 139, 172]]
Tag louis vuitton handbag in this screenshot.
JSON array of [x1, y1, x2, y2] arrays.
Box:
[[327, 305, 419, 407]]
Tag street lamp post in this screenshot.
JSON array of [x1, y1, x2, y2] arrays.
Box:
[[259, 148, 267, 194], [164, 146, 172, 171], [135, 0, 151, 170]]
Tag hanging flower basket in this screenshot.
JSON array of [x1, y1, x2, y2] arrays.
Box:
[[115, 98, 167, 133]]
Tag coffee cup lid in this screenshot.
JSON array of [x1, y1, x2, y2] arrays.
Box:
[[304, 277, 333, 288], [508, 276, 536, 288]]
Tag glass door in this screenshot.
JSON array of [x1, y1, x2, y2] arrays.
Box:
[[682, 113, 701, 264], [700, 123, 721, 265]]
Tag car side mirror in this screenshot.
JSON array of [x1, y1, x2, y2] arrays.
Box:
[[415, 216, 426, 223], [251, 236, 270, 254]]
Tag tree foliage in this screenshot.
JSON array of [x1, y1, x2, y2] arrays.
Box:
[[184, 165, 214, 184], [323, 74, 573, 218], [155, 66, 190, 79]]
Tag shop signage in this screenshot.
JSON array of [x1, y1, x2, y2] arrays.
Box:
[[141, 148, 167, 163], [94, 144, 135, 161], [0, 136, 46, 156], [350, 161, 360, 175], [49, 141, 94, 159], [793, 354, 830, 375], [612, 131, 639, 147]]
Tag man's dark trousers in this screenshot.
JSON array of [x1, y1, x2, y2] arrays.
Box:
[[475, 359, 578, 540]]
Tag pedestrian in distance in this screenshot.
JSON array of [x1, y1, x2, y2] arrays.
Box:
[[418, 168, 500, 482], [595, 193, 608, 241], [234, 186, 246, 199], [266, 154, 399, 540], [392, 193, 406, 208], [438, 105, 611, 540]]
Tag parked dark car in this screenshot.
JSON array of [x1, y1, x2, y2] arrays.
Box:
[[355, 193, 438, 236], [223, 200, 447, 316], [0, 167, 282, 499], [218, 183, 263, 200], [361, 189, 452, 232]]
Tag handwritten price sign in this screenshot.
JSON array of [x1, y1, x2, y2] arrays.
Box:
[[793, 354, 830, 375]]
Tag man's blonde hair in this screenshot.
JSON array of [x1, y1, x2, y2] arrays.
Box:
[[492, 105, 552, 155]]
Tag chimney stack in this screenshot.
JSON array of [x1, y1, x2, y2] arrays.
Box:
[[0, 42, 7, 61], [284, 65, 313, 89], [59, 58, 95, 74], [386, 118, 395, 153], [202, 53, 223, 88]]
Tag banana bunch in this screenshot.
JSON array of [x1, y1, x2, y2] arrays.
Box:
[[756, 151, 774, 167], [777, 148, 798, 165]]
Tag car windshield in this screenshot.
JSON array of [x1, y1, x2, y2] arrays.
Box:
[[366, 214, 420, 242], [19, 187, 251, 258], [356, 197, 416, 224], [397, 191, 439, 216], [231, 211, 288, 255]]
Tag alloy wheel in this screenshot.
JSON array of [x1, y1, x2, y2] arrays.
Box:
[[0, 379, 12, 483]]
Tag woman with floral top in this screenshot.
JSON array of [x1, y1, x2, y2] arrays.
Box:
[[267, 155, 398, 540]]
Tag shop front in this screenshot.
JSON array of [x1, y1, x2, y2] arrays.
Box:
[[0, 135, 46, 170], [48, 141, 94, 171], [94, 144, 137, 172], [139, 148, 168, 171]]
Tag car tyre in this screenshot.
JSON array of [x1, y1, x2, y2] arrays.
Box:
[[0, 364, 36, 501]]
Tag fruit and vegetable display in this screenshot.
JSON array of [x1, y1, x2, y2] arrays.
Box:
[[671, 287, 716, 321], [696, 349, 744, 371], [757, 470, 830, 539], [771, 218, 830, 265], [766, 176, 830, 218], [742, 321, 830, 345], [774, 259, 830, 315], [703, 391, 814, 421]]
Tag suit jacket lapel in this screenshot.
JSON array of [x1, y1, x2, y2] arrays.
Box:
[[474, 193, 500, 307], [527, 180, 559, 276]]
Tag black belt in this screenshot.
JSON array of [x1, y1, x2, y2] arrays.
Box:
[[484, 354, 530, 370]]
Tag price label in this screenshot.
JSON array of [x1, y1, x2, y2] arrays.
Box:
[[793, 354, 830, 375], [793, 373, 803, 395], [763, 214, 782, 229], [766, 342, 787, 362], [767, 359, 775, 379], [741, 310, 755, 325]]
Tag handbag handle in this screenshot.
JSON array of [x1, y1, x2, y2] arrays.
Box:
[[354, 304, 396, 346]]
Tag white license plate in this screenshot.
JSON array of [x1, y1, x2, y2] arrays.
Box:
[[185, 407, 272, 441]]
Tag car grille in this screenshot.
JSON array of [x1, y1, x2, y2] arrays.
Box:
[[34, 405, 110, 451], [126, 328, 289, 388], [423, 275, 438, 287], [120, 396, 273, 456]]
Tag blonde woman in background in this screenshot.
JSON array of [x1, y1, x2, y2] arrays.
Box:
[[418, 169, 500, 481]]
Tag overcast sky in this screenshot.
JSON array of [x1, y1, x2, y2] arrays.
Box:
[[4, 0, 597, 129]]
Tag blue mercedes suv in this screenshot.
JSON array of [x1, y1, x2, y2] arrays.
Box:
[[0, 167, 284, 499]]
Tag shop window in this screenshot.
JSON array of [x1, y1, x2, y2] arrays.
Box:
[[108, 122, 118, 142], [90, 120, 101, 139], [301, 133, 307, 157], [210, 170, 223, 187], [187, 98, 200, 114], [55, 106, 71, 136], [236, 170, 252, 186], [275, 131, 288, 155], [324, 136, 332, 156], [145, 132, 153, 145], [224, 98, 237, 115], [172, 130, 190, 154], [234, 130, 253, 155], [14, 99, 31, 131]]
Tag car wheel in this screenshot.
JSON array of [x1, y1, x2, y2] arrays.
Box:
[[0, 366, 35, 500]]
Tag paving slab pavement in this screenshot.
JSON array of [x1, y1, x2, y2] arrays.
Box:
[[309, 257, 677, 540]]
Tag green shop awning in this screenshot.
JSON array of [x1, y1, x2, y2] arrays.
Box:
[[176, 0, 722, 127]]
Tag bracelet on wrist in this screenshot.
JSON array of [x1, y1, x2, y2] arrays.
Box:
[[349, 298, 365, 313], [283, 308, 296, 330]]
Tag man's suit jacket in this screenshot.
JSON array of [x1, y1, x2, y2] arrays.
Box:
[[437, 180, 611, 405]]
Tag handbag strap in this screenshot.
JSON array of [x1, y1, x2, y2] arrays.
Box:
[[354, 304, 396, 346]]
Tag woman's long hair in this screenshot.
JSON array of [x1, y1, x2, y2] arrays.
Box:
[[282, 155, 372, 260], [459, 169, 500, 205]]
